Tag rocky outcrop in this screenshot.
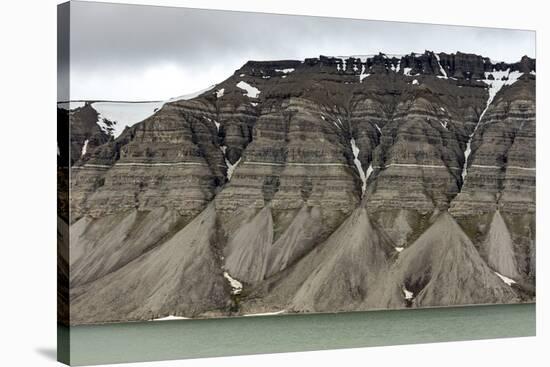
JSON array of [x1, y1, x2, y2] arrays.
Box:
[[65, 103, 111, 165], [65, 51, 536, 324], [70, 101, 225, 222]]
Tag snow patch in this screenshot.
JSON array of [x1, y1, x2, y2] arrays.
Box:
[[482, 69, 522, 108], [403, 286, 414, 300], [374, 124, 382, 134], [216, 88, 225, 98], [349, 55, 375, 63], [223, 271, 243, 295], [236, 81, 261, 98], [391, 61, 401, 73], [243, 310, 285, 317], [151, 315, 190, 321], [412, 79, 419, 85], [91, 101, 165, 139], [395, 247, 404, 252], [337, 57, 347, 71], [275, 68, 295, 74], [495, 272, 516, 286], [403, 67, 413, 76]]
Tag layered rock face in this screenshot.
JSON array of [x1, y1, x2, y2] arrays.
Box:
[[66, 51, 536, 324], [70, 100, 227, 222], [63, 103, 112, 165]]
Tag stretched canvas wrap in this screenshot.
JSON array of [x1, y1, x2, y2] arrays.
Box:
[[57, 1, 536, 365]]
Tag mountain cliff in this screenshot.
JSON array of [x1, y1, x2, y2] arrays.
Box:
[[64, 51, 536, 324]]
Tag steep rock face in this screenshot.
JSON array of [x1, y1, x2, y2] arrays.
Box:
[[449, 72, 535, 280], [65, 103, 111, 165], [450, 75, 535, 215], [70, 101, 224, 222], [66, 51, 536, 324], [366, 93, 469, 213]]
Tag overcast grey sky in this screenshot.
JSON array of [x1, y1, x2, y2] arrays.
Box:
[[67, 1, 535, 101]]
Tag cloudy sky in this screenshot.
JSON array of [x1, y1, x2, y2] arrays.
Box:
[[66, 1, 535, 101]]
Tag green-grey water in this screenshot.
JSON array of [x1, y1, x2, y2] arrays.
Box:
[[59, 303, 535, 366]]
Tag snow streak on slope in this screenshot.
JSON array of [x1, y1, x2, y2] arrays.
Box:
[[461, 69, 523, 181], [226, 157, 241, 181], [81, 139, 89, 157], [350, 138, 367, 196], [359, 64, 370, 82], [434, 53, 448, 79], [365, 163, 374, 181], [495, 272, 516, 286]]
